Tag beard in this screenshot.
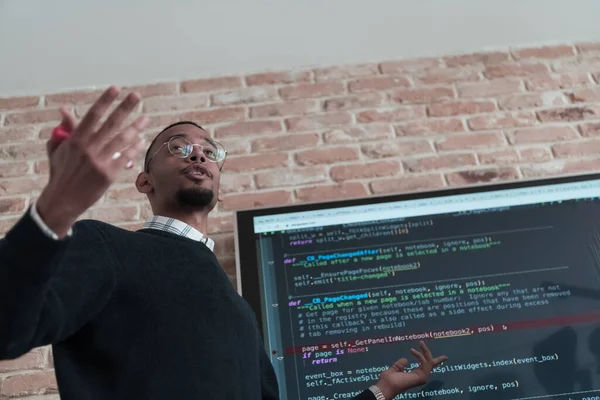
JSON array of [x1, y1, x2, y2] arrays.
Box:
[[175, 187, 214, 210]]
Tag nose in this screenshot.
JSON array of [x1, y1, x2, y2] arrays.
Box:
[[188, 144, 206, 163]]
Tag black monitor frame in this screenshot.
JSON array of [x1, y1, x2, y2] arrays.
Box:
[[233, 171, 600, 336]]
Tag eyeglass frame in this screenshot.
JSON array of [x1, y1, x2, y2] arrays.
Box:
[[144, 135, 228, 172]]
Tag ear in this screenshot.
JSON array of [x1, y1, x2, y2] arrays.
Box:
[[217, 188, 223, 202], [135, 172, 153, 194]]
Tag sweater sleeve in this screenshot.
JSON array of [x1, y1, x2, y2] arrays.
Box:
[[0, 210, 117, 359], [352, 389, 377, 399]]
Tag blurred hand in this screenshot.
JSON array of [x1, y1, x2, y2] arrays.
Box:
[[375, 341, 447, 400], [36, 86, 148, 237]]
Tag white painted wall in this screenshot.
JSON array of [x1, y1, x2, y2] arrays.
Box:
[[2, 0, 600, 96]]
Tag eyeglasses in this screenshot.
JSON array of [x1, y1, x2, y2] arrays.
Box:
[[145, 136, 227, 172]]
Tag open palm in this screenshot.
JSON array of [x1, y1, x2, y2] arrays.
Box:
[[375, 341, 447, 400]]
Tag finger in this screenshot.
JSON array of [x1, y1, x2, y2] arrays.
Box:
[[96, 92, 142, 147], [46, 139, 60, 157], [389, 357, 408, 372], [419, 341, 433, 361], [104, 116, 149, 166], [410, 348, 428, 366], [433, 355, 448, 366], [117, 132, 147, 170], [75, 86, 120, 140]]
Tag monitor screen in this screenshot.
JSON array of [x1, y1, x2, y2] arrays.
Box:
[[234, 172, 600, 400]]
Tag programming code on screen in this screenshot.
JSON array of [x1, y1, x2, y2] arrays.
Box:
[[251, 183, 600, 400]]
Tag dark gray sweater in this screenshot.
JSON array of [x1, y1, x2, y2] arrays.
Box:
[[0, 210, 376, 400]]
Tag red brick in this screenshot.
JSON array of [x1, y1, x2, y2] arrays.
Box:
[[370, 174, 445, 194], [84, 206, 139, 223], [526, 72, 591, 91], [105, 185, 146, 204], [508, 126, 579, 144], [521, 159, 600, 178], [4, 108, 62, 125], [295, 147, 359, 166], [145, 113, 180, 130], [219, 257, 237, 279], [403, 154, 477, 172], [180, 107, 246, 125], [0, 95, 40, 110], [579, 122, 600, 137], [122, 82, 178, 98], [478, 149, 519, 165], [314, 64, 379, 81], [224, 153, 289, 173], [415, 68, 480, 85], [390, 87, 454, 104], [0, 161, 30, 178], [356, 106, 426, 123], [323, 93, 385, 111], [484, 62, 548, 79], [519, 147, 553, 162], [396, 118, 465, 136], [379, 58, 442, 73], [467, 112, 537, 131], [1, 371, 58, 397], [443, 51, 510, 67], [428, 100, 496, 117], [250, 100, 318, 118], [513, 45, 575, 59], [252, 133, 320, 152], [45, 89, 105, 106], [295, 182, 368, 202], [435, 132, 506, 151], [458, 79, 523, 98], [246, 70, 311, 86], [348, 76, 411, 93], [323, 125, 393, 144], [565, 87, 600, 103], [0, 349, 45, 372], [0, 142, 47, 161], [219, 173, 253, 194], [285, 113, 352, 132], [214, 136, 255, 157], [0, 197, 29, 215], [212, 233, 236, 258], [552, 57, 600, 74], [208, 215, 234, 234], [181, 76, 243, 93], [446, 167, 519, 186], [143, 95, 210, 112], [498, 93, 565, 110], [0, 126, 37, 143], [280, 82, 345, 100], [34, 159, 48, 175], [330, 160, 400, 182], [254, 166, 329, 189], [537, 106, 600, 122], [361, 140, 433, 158], [576, 43, 600, 53], [211, 87, 279, 106], [552, 140, 600, 158], [214, 120, 283, 138]]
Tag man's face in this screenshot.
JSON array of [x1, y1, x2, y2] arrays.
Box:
[[140, 124, 223, 212]]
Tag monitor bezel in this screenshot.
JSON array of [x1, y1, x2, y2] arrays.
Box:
[[233, 171, 600, 335]]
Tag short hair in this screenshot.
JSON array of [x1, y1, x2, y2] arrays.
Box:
[[143, 121, 205, 172]]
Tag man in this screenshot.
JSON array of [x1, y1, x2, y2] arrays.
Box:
[[0, 86, 447, 399]]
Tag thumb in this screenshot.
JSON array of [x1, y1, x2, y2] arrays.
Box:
[[59, 106, 77, 132], [47, 107, 77, 155]]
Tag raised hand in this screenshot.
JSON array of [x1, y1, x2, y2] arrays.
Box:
[[375, 341, 447, 400], [36, 86, 149, 237]]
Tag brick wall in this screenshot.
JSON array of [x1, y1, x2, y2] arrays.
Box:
[[1, 42, 600, 397]]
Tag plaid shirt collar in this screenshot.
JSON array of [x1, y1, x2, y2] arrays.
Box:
[[142, 216, 215, 252]]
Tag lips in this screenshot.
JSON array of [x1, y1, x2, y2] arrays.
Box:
[[182, 164, 212, 179]]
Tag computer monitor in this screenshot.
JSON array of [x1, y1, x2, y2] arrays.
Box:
[[234, 172, 600, 400]]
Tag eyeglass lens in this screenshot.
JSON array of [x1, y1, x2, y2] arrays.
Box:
[[168, 137, 226, 162]]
